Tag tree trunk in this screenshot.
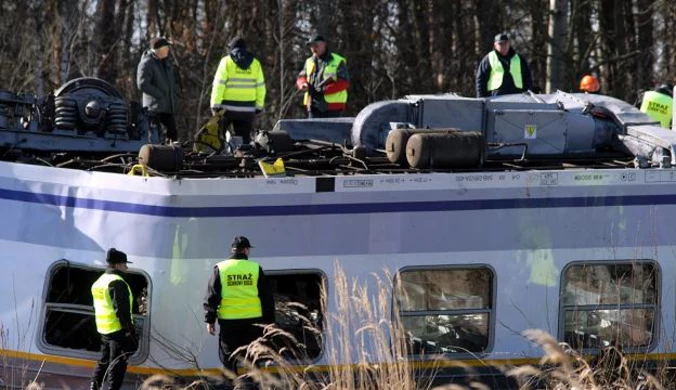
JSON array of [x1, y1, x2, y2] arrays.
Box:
[[636, 0, 653, 91], [546, 0, 569, 93], [94, 0, 117, 81]]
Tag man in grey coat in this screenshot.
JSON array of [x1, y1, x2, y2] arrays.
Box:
[[136, 37, 179, 142]]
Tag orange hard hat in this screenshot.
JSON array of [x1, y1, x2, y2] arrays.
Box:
[[580, 75, 600, 92]]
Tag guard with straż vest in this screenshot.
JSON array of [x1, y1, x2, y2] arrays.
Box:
[[203, 236, 275, 385], [89, 248, 138, 390], [639, 83, 673, 129]]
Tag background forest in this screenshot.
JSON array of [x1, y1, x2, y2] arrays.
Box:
[[0, 0, 673, 140]]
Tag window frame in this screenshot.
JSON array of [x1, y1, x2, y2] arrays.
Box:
[[265, 268, 327, 364], [393, 264, 497, 358], [557, 260, 660, 353], [37, 259, 152, 364]]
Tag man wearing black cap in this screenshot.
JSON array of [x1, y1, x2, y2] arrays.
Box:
[[476, 33, 533, 98], [296, 35, 350, 118], [210, 37, 266, 144], [203, 236, 275, 383], [137, 37, 179, 143], [90, 248, 138, 390]]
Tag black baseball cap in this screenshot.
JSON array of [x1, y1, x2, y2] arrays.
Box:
[[494, 33, 509, 43], [151, 37, 172, 49], [106, 248, 132, 264], [232, 236, 254, 250], [307, 35, 326, 46]]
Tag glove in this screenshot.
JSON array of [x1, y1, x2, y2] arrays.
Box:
[[211, 107, 224, 116], [313, 85, 325, 94], [255, 108, 262, 115]]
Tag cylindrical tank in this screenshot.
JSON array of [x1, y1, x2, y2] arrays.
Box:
[[385, 128, 411, 165], [386, 128, 465, 166], [405, 131, 483, 169], [138, 144, 184, 172]]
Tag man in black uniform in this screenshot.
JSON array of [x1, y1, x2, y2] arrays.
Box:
[[90, 248, 138, 390], [203, 236, 275, 385]]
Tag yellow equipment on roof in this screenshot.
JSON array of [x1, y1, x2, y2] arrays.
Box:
[[194, 110, 225, 153]]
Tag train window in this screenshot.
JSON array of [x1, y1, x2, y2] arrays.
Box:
[[39, 260, 150, 362], [394, 267, 493, 355], [267, 271, 325, 361], [561, 262, 657, 350]]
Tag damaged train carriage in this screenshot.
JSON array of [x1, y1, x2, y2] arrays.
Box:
[[1, 78, 676, 389]]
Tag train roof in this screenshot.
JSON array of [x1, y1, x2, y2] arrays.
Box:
[[0, 78, 674, 179]]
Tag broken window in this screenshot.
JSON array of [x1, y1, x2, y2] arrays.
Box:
[[561, 262, 657, 350], [267, 271, 324, 361], [40, 260, 150, 361], [394, 267, 493, 355]]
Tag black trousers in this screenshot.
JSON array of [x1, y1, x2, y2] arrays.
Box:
[[218, 320, 264, 377], [220, 111, 255, 144], [150, 112, 178, 143], [91, 330, 135, 390], [308, 108, 341, 119]]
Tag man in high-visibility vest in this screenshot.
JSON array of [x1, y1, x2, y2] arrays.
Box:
[[210, 37, 266, 143], [639, 84, 673, 129], [476, 33, 533, 98], [296, 35, 350, 118], [203, 236, 275, 384], [90, 248, 137, 390]]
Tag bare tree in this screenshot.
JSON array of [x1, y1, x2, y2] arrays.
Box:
[[546, 0, 569, 92]]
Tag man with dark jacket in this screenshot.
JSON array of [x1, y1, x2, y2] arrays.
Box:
[[210, 37, 266, 144], [476, 33, 533, 98], [296, 35, 350, 118], [203, 236, 275, 383], [90, 248, 138, 390], [137, 37, 179, 143]]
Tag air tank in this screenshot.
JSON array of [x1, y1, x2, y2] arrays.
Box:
[[138, 144, 184, 172], [405, 131, 483, 169], [386, 128, 463, 166]]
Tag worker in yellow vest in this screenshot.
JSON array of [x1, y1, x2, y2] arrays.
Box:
[[296, 35, 350, 118], [90, 248, 137, 390], [639, 84, 673, 129], [476, 33, 533, 98], [210, 37, 266, 143], [203, 236, 275, 385]]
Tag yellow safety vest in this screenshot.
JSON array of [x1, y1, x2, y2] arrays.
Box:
[[91, 273, 133, 335], [487, 51, 523, 91], [640, 91, 673, 129], [302, 53, 348, 106], [217, 259, 262, 320], [210, 55, 266, 112]]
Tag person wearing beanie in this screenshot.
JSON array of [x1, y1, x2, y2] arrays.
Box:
[[203, 236, 275, 386], [476, 32, 533, 97], [90, 248, 137, 390], [136, 37, 179, 143], [209, 36, 266, 144], [296, 35, 350, 118]]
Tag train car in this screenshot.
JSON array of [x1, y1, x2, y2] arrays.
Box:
[[0, 81, 675, 389]]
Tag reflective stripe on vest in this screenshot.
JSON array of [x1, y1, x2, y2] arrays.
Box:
[[91, 273, 133, 335], [217, 259, 262, 320], [303, 53, 348, 106], [487, 51, 523, 91], [210, 56, 266, 111], [640, 91, 673, 129]]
